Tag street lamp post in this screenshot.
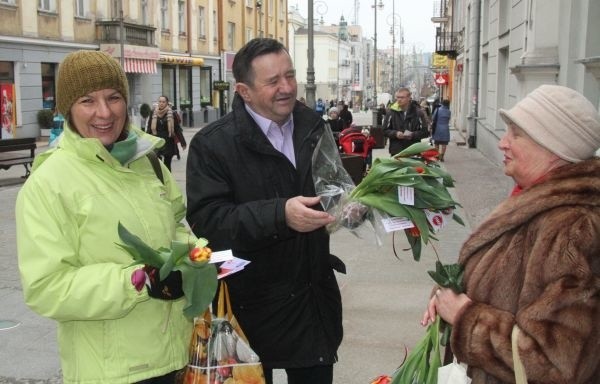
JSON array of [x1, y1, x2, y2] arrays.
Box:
[[372, 0, 384, 108], [306, 0, 316, 108], [372, 0, 383, 126], [387, 12, 401, 94]]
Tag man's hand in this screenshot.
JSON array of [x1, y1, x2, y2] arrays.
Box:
[[285, 196, 335, 232], [395, 131, 413, 140]]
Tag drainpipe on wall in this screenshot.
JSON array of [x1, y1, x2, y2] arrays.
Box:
[[467, 0, 480, 148]]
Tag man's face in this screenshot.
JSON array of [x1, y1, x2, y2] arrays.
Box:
[[236, 51, 297, 125], [395, 91, 411, 110]]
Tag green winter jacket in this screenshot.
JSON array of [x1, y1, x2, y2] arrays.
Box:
[[16, 125, 193, 383]]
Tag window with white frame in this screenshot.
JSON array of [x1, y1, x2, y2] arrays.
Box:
[[38, 0, 55, 11], [245, 27, 253, 43], [245, 0, 253, 8], [111, 0, 118, 18], [198, 6, 206, 38], [75, 0, 87, 17], [178, 0, 186, 34], [141, 0, 149, 25], [0, 0, 16, 5], [227, 22, 235, 51], [212, 10, 217, 41], [279, 0, 284, 19], [161, 0, 169, 30], [268, 0, 273, 15]]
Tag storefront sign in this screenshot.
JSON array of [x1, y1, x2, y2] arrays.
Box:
[[101, 44, 160, 60], [213, 81, 230, 91]]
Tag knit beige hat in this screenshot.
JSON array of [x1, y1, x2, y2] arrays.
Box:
[[499, 85, 600, 162], [56, 50, 129, 116]]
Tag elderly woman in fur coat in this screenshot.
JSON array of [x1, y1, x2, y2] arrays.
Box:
[[423, 85, 600, 384]]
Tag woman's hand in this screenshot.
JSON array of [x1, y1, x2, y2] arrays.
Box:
[[421, 288, 472, 326]]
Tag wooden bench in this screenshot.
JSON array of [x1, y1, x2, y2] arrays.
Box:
[[0, 137, 37, 178]]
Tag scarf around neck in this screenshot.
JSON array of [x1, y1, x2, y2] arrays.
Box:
[[150, 105, 174, 137]]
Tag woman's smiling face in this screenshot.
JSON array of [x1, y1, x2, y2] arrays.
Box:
[[70, 89, 127, 146]]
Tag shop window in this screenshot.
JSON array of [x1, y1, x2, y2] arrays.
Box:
[[161, 65, 175, 105], [41, 63, 57, 110], [179, 66, 192, 110], [200, 67, 212, 107]]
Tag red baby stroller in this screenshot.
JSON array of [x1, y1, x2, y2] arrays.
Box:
[[338, 127, 376, 181]]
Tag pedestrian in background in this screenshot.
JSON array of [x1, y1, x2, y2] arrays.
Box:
[[15, 50, 191, 384], [383, 87, 430, 156], [170, 104, 187, 160], [186, 38, 344, 384], [339, 102, 353, 128], [376, 103, 387, 127], [147, 95, 179, 170], [326, 106, 345, 148], [431, 99, 451, 161], [422, 85, 600, 383]]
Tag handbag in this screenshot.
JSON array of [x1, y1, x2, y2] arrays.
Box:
[[184, 281, 266, 384], [438, 357, 471, 384], [512, 325, 528, 384]]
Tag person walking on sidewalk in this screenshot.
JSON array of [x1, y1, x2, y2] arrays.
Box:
[[186, 38, 344, 384], [431, 99, 451, 161], [383, 87, 430, 156], [147, 95, 182, 170], [422, 85, 600, 383], [15, 50, 192, 384]]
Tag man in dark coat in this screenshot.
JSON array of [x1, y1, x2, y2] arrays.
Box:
[[383, 87, 430, 156], [186, 38, 344, 384]]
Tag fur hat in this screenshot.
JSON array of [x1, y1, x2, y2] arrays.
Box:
[[328, 107, 339, 114], [499, 85, 600, 162], [56, 50, 129, 116]]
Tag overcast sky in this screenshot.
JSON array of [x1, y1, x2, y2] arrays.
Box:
[[291, 0, 437, 53]]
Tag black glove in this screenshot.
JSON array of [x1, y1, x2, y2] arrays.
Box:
[[144, 265, 184, 300]]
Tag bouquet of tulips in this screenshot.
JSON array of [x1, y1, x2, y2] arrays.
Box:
[[117, 223, 218, 319], [313, 126, 464, 259]]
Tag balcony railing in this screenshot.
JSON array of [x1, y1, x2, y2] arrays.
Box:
[[435, 31, 462, 58], [96, 20, 157, 47]]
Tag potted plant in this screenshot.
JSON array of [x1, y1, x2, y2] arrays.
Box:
[[37, 109, 55, 137]]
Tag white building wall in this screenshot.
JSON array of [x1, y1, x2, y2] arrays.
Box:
[[453, 0, 600, 164]]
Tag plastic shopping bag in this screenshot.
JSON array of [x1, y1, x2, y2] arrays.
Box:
[[184, 282, 265, 384]]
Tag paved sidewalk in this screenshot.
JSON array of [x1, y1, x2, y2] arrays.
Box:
[[0, 118, 513, 383]]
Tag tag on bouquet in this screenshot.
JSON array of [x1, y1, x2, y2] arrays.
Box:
[[397, 186, 415, 206], [381, 217, 414, 233], [424, 209, 454, 232], [217, 257, 251, 279]]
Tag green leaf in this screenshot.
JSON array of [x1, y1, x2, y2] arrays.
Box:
[[178, 263, 218, 319], [453, 213, 465, 226], [116, 222, 165, 268], [393, 142, 434, 158]]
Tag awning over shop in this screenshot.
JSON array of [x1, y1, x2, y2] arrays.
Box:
[[124, 58, 157, 74], [99, 44, 160, 74], [159, 55, 204, 66]]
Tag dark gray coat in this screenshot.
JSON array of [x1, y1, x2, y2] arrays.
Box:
[[186, 94, 343, 369]]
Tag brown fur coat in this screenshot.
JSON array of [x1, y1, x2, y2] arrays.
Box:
[[452, 158, 600, 383]]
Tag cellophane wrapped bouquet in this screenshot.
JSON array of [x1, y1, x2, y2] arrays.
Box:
[[312, 125, 464, 260]]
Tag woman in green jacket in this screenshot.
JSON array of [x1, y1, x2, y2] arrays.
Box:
[[16, 51, 193, 384]]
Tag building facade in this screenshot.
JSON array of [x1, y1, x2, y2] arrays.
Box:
[[0, 0, 288, 139], [433, 0, 600, 164]]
